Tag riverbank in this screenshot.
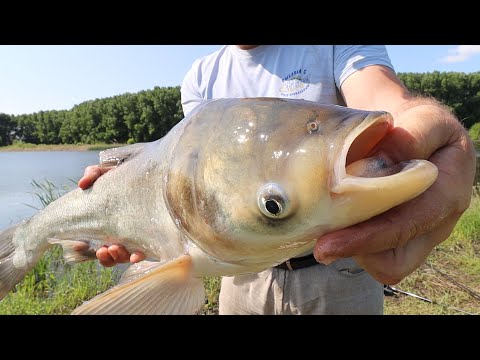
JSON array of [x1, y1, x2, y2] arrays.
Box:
[[0, 143, 125, 152]]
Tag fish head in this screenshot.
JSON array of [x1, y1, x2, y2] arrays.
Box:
[[165, 98, 437, 268]]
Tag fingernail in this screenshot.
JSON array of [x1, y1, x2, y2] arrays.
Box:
[[314, 252, 338, 265], [318, 256, 338, 265]]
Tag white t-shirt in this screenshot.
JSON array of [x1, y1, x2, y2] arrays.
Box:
[[181, 45, 394, 116]]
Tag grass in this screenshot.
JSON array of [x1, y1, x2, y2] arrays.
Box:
[[0, 179, 122, 315], [1, 181, 479, 315], [201, 277, 222, 315], [0, 141, 125, 152], [384, 189, 480, 315], [0, 247, 120, 315], [25, 179, 76, 210]]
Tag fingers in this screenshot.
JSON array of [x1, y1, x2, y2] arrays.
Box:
[[78, 165, 114, 190], [108, 245, 131, 263], [314, 177, 458, 264], [353, 222, 457, 285], [96, 246, 116, 267], [130, 251, 146, 263], [96, 245, 146, 267]]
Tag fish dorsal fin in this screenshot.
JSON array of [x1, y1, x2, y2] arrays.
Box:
[[99, 143, 146, 167], [72, 255, 205, 315]]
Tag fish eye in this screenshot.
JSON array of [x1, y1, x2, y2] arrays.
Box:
[[257, 183, 290, 219], [306, 120, 318, 134], [265, 199, 281, 215]]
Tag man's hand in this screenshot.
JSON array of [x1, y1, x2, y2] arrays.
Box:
[[78, 165, 114, 190], [313, 102, 477, 284], [96, 245, 146, 267], [317, 64, 478, 285]]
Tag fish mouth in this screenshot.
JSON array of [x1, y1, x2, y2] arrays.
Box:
[[331, 111, 437, 194], [345, 112, 393, 168]]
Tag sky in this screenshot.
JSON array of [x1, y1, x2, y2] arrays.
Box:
[[0, 45, 479, 115]]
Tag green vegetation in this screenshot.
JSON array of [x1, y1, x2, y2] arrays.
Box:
[[0, 141, 123, 152], [0, 86, 183, 147], [384, 191, 480, 315], [0, 113, 15, 146], [0, 180, 121, 315], [469, 123, 480, 142], [0, 247, 120, 315], [1, 72, 480, 148], [202, 277, 221, 315], [398, 72, 480, 130], [26, 179, 73, 210]]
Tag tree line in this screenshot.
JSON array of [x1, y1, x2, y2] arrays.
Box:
[[0, 86, 183, 146], [1, 72, 480, 147]]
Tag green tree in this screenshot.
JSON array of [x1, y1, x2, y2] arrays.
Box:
[[13, 114, 39, 144], [398, 72, 480, 129], [468, 122, 480, 142], [0, 113, 15, 146]]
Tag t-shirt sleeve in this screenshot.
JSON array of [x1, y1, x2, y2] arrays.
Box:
[[333, 45, 395, 88], [181, 60, 204, 117]]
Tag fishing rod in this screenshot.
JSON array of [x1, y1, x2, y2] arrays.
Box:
[[428, 264, 480, 302], [383, 285, 476, 315]]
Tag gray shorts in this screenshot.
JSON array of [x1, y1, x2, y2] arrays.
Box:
[[219, 257, 383, 315]]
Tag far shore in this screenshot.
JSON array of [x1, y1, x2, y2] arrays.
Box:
[[0, 143, 125, 152]]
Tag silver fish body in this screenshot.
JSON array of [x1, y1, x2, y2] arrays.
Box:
[[0, 98, 438, 314]]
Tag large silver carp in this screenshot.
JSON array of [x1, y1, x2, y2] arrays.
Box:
[[0, 98, 438, 314]]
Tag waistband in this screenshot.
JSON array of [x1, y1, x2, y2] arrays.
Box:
[[274, 254, 320, 271]]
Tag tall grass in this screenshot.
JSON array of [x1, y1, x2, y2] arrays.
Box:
[[0, 179, 121, 315], [25, 179, 74, 210], [384, 190, 480, 315]]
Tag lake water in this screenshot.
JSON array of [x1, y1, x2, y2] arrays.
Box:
[[0, 151, 100, 228], [1, 150, 480, 230]]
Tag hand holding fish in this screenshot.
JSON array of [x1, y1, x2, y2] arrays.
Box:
[[96, 245, 146, 267], [313, 100, 477, 284], [78, 165, 115, 190]]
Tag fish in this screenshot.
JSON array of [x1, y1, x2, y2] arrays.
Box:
[[0, 98, 438, 315]]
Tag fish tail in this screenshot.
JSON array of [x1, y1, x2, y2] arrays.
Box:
[[0, 225, 31, 300]]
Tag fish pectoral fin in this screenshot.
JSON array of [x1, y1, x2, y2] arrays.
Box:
[[72, 255, 205, 315], [48, 239, 97, 263], [99, 143, 146, 167], [118, 260, 161, 284]]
